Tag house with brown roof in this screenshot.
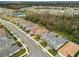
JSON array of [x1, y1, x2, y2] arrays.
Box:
[[30, 25, 49, 36], [58, 41, 79, 57], [14, 18, 27, 25], [30, 25, 40, 34], [35, 28, 49, 36]]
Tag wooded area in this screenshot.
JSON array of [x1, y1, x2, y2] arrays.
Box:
[[25, 13, 79, 44]]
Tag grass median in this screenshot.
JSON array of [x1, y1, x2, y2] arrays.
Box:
[[10, 49, 26, 57]]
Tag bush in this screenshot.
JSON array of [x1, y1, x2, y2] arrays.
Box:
[[40, 40, 47, 47], [25, 15, 79, 44], [26, 30, 30, 34], [34, 35, 41, 41], [14, 41, 23, 47], [16, 41, 23, 47], [48, 48, 57, 56]]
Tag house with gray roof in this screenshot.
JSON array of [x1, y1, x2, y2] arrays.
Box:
[[24, 23, 36, 32], [0, 35, 22, 57], [0, 36, 15, 48], [41, 32, 69, 50]]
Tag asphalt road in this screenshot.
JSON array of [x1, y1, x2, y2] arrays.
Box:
[[0, 18, 50, 57]]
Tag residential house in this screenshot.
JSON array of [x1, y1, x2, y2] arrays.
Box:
[[58, 41, 79, 57], [30, 25, 41, 35], [24, 22, 36, 32], [35, 28, 49, 36], [41, 32, 69, 50]]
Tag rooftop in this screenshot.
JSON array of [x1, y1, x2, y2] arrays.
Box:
[[41, 32, 69, 50], [0, 36, 15, 48], [58, 41, 79, 57], [30, 25, 41, 34], [35, 28, 49, 35], [24, 22, 36, 31]]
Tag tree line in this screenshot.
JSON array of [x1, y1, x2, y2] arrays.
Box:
[[25, 12, 79, 44]]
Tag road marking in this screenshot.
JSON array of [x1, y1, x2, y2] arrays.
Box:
[[7, 20, 54, 57], [0, 18, 54, 57]]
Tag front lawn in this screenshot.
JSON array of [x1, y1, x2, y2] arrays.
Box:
[[48, 48, 57, 56], [40, 40, 47, 47], [26, 30, 30, 34], [34, 35, 41, 41]]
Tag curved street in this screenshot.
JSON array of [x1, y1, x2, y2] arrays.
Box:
[[0, 18, 50, 57]]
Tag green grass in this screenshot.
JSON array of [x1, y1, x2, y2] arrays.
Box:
[[51, 29, 79, 43], [26, 30, 30, 34], [13, 36, 17, 41], [48, 48, 57, 56], [34, 37, 40, 41], [55, 31, 79, 44], [19, 24, 24, 29], [34, 35, 41, 41], [16, 41, 23, 47], [10, 49, 26, 57], [40, 40, 47, 47], [12, 41, 23, 47]]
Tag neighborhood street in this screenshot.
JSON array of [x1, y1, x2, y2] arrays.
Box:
[[0, 18, 50, 57]]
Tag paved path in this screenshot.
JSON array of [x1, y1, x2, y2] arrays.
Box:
[[0, 18, 50, 57]]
